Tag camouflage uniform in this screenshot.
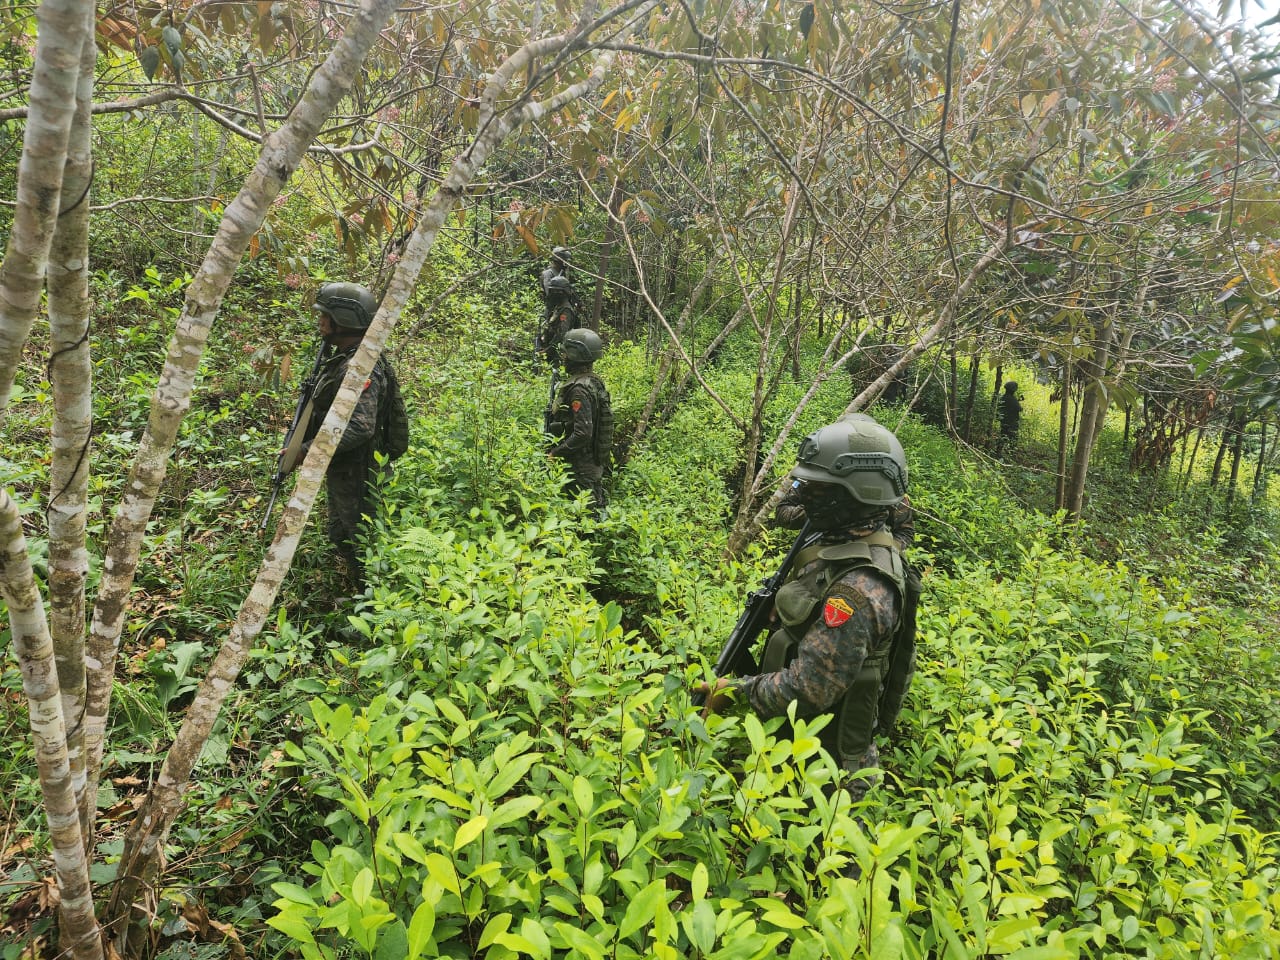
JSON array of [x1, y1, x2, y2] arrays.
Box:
[[539, 267, 577, 362], [548, 372, 610, 513], [775, 489, 916, 553], [303, 346, 393, 585], [736, 525, 905, 798]]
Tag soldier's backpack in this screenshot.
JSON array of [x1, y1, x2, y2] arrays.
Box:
[[379, 363, 410, 461], [591, 375, 614, 469], [876, 559, 922, 737]]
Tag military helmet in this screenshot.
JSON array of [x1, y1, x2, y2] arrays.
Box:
[[314, 281, 378, 331], [561, 327, 603, 364], [791, 416, 908, 506], [551, 246, 571, 267]]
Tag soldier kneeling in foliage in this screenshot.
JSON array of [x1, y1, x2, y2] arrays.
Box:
[[700, 415, 921, 807], [545, 327, 613, 516]]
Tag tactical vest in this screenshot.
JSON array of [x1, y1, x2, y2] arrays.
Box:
[[758, 530, 908, 771], [551, 373, 613, 465]]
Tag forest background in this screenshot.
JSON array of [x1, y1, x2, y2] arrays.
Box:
[[2, 0, 1280, 958]]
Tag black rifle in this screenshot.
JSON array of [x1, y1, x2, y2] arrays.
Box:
[[259, 344, 330, 534], [542, 363, 561, 437], [693, 522, 815, 706]]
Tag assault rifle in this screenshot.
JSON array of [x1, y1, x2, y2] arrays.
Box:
[[693, 521, 815, 706], [259, 344, 330, 534], [542, 364, 561, 438]]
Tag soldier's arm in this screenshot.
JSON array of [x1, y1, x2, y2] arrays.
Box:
[[336, 364, 386, 454], [551, 386, 595, 457], [737, 569, 899, 718], [773, 483, 808, 529], [891, 495, 915, 552]]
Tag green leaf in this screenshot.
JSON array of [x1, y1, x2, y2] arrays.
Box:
[[162, 26, 182, 54], [266, 909, 316, 944], [478, 913, 513, 949], [139, 46, 160, 80], [490, 795, 542, 829], [555, 921, 607, 960], [572, 775, 594, 816], [619, 879, 666, 940], [271, 882, 316, 906], [406, 900, 436, 960], [393, 832, 429, 865], [454, 815, 488, 850]]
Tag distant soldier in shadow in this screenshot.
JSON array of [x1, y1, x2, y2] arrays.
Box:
[[537, 246, 579, 367], [996, 381, 1022, 454]]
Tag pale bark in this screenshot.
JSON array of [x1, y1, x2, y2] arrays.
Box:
[[0, 0, 96, 413], [1065, 319, 1115, 517], [107, 1, 647, 938], [83, 0, 405, 806], [47, 27, 96, 848], [1, 491, 103, 960], [729, 234, 1018, 557]]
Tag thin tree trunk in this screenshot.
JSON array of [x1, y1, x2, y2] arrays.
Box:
[[1, 491, 103, 960], [961, 351, 980, 442], [1180, 425, 1204, 494], [47, 25, 96, 851], [1226, 415, 1246, 511], [1054, 362, 1070, 511], [1251, 423, 1267, 504], [105, 4, 641, 941], [590, 176, 621, 330], [1065, 319, 1115, 517], [1210, 412, 1233, 487], [0, 0, 96, 413]]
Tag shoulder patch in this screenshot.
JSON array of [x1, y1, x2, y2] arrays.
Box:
[[822, 596, 855, 627], [571, 399, 582, 411], [362, 378, 372, 391]]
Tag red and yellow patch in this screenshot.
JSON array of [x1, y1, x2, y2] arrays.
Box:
[[822, 596, 855, 628], [362, 378, 372, 391], [571, 399, 582, 411]]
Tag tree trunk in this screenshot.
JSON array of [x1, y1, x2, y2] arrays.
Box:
[[590, 176, 621, 330], [47, 25, 96, 850], [1, 492, 103, 960], [961, 351, 980, 442], [1226, 414, 1245, 512], [1054, 361, 1070, 512], [1251, 422, 1267, 504], [1065, 319, 1115, 517], [0, 0, 96, 413]]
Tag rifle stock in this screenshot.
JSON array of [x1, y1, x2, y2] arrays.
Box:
[[693, 522, 814, 707], [259, 345, 329, 534]]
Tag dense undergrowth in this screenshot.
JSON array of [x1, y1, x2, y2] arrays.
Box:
[[3, 263, 1280, 958]]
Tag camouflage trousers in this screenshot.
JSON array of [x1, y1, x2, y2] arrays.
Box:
[[325, 460, 378, 589], [562, 456, 606, 515]]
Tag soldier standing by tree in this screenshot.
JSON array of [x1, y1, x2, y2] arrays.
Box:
[[290, 281, 408, 591], [546, 327, 613, 516]]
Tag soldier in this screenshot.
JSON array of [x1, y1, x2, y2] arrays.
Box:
[[293, 281, 406, 590], [537, 246, 578, 365], [997, 381, 1023, 452], [546, 328, 613, 516], [698, 415, 917, 804]]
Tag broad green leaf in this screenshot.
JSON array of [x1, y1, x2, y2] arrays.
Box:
[[619, 879, 666, 940], [406, 901, 436, 960], [393, 832, 429, 865], [454, 815, 489, 851], [572, 775, 594, 816]]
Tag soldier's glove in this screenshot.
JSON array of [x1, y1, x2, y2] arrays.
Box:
[[694, 678, 735, 719]]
